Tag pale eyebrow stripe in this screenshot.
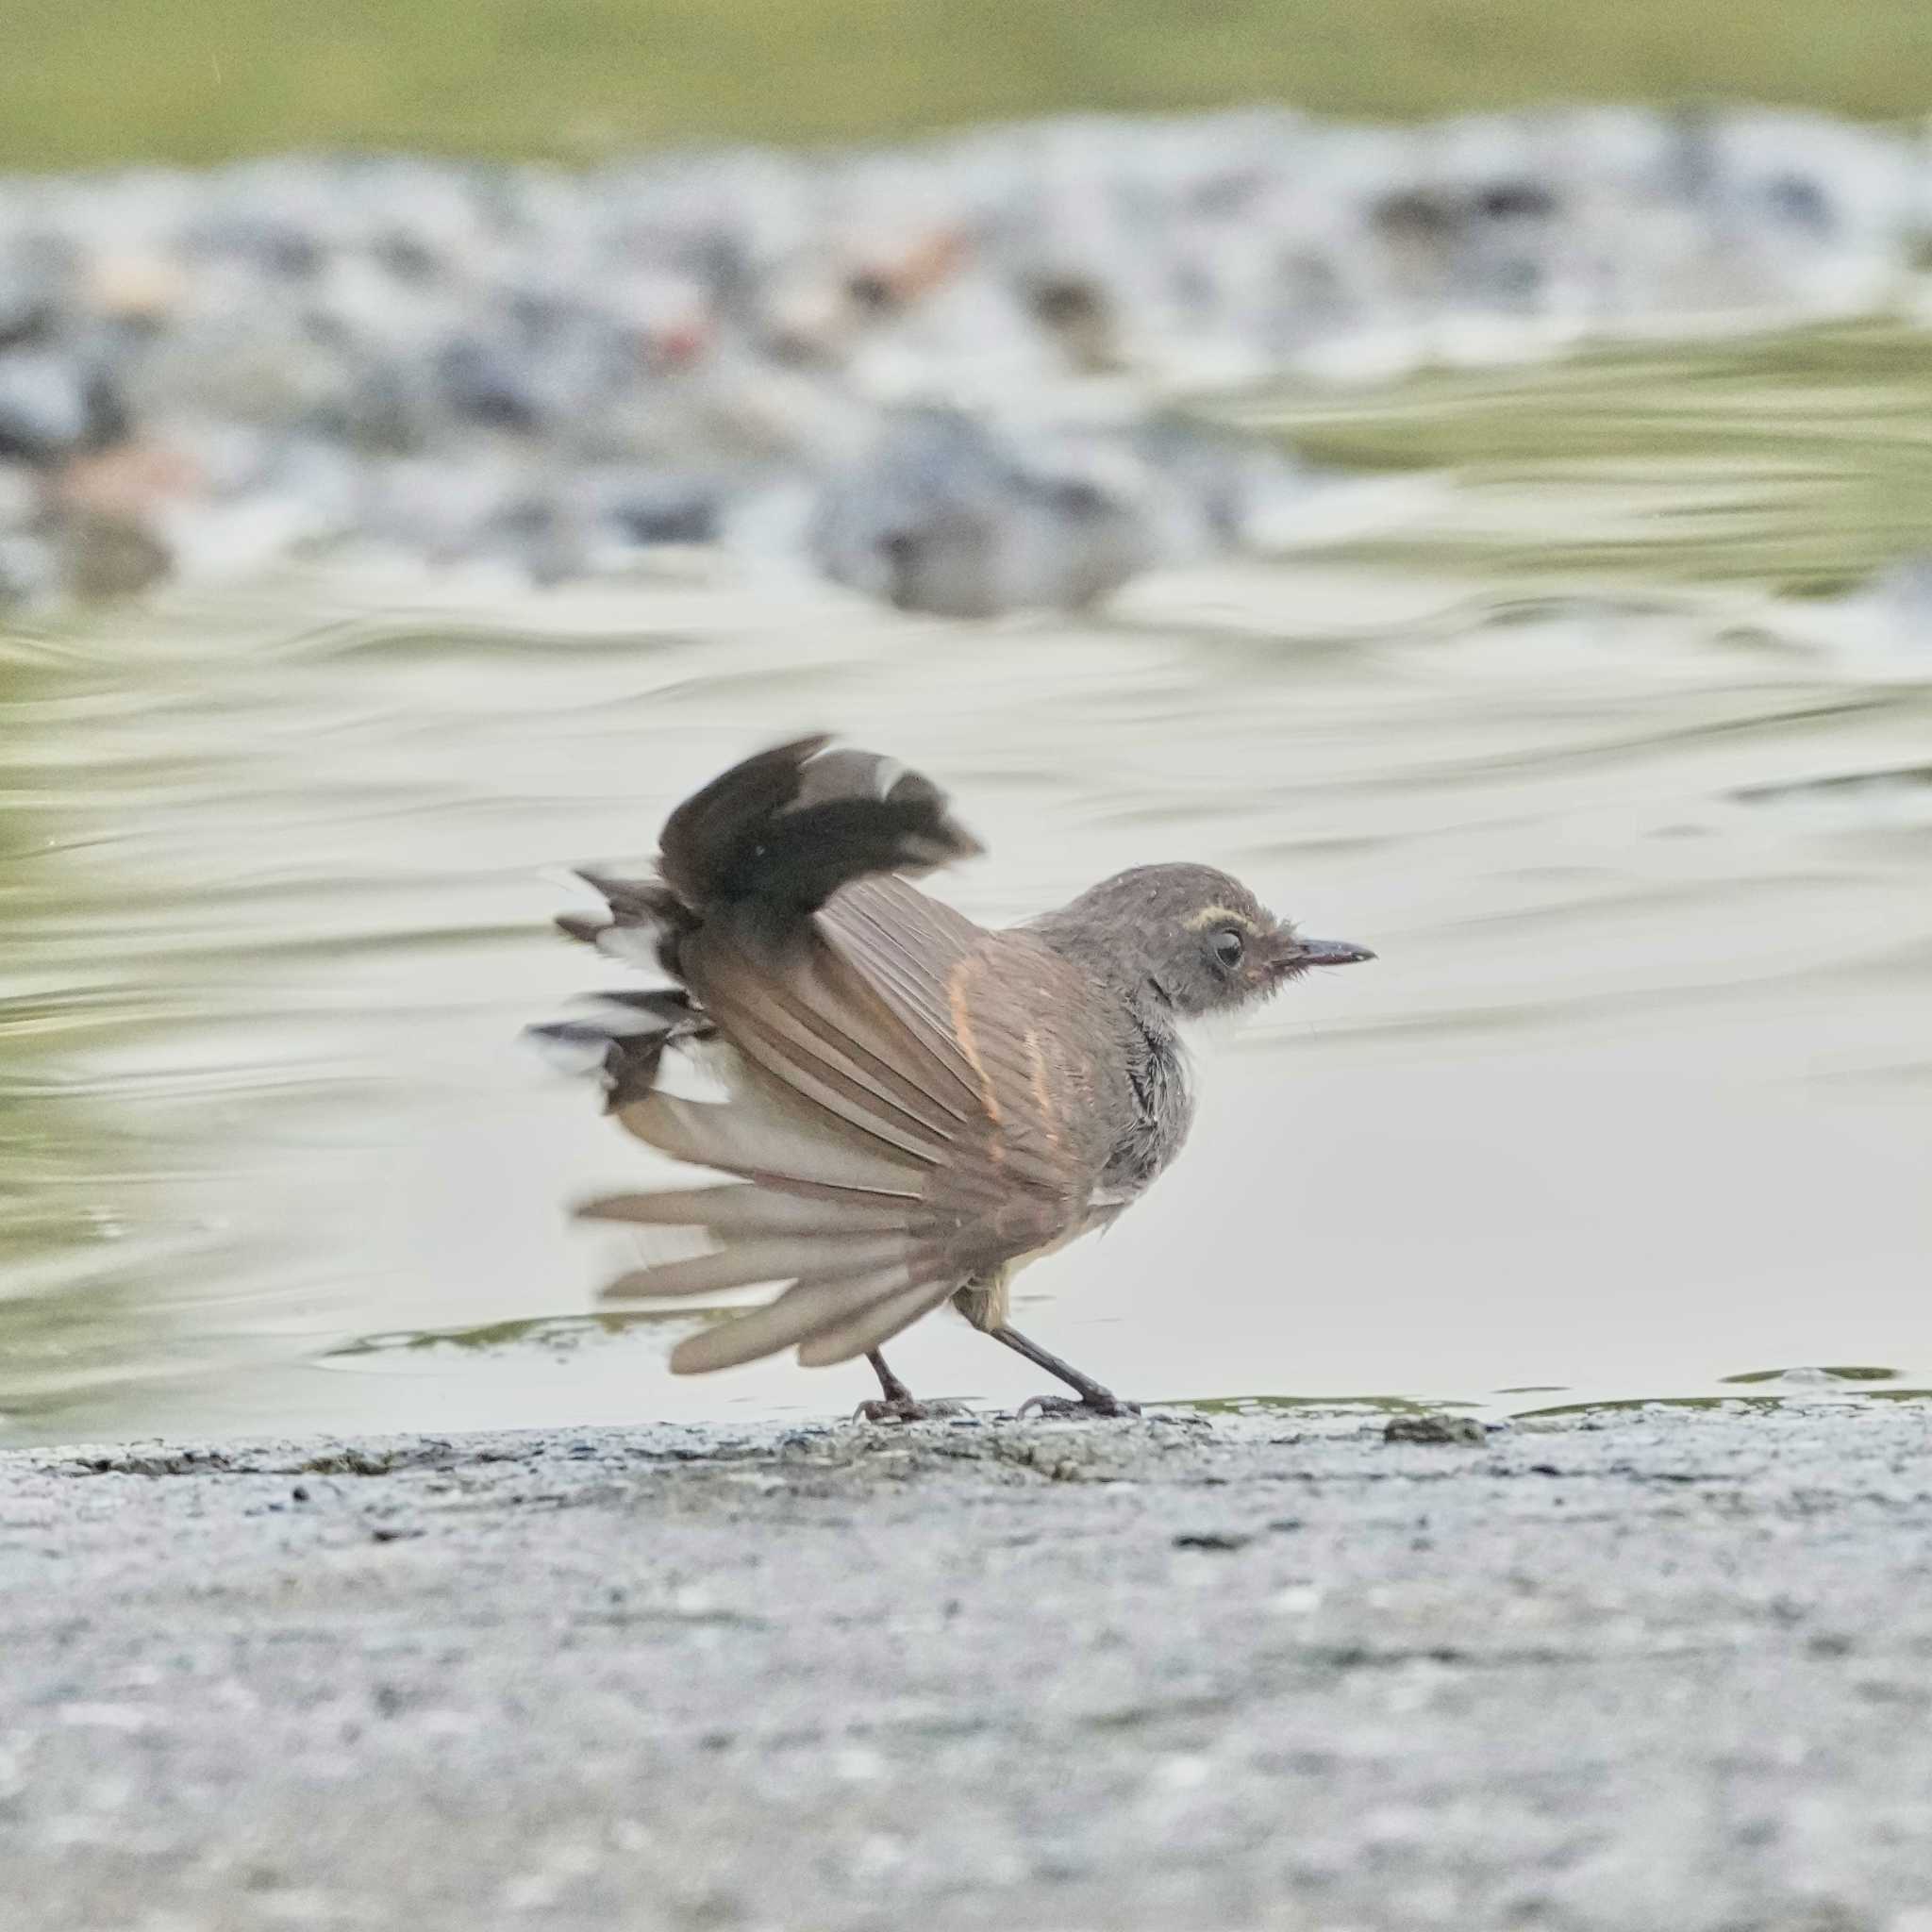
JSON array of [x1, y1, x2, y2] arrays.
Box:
[[1184, 905, 1257, 931]]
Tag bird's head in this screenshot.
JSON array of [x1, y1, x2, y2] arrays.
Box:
[[1041, 863, 1374, 1018]]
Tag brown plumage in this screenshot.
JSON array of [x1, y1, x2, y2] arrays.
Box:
[[532, 734, 1373, 1416]]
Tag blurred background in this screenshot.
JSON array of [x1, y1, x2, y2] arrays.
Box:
[[8, 1, 1932, 162], [2, 5, 1929, 1447]]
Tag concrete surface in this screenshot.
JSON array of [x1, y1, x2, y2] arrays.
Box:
[[4, 1402, 1932, 1931]]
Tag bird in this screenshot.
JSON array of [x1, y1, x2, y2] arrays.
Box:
[[531, 735, 1374, 1421]]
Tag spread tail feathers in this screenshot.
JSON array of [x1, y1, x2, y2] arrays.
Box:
[[528, 735, 992, 1372], [659, 735, 982, 915], [527, 735, 980, 1111], [525, 990, 713, 1109]]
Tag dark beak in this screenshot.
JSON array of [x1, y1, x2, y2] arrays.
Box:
[[1293, 937, 1375, 968]]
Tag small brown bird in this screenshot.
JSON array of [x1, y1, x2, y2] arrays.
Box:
[[534, 736, 1373, 1420]]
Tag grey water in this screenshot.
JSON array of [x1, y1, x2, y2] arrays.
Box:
[[4, 325, 1931, 1447]]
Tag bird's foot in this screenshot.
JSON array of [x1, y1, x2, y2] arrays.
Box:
[[1016, 1391, 1141, 1422], [854, 1395, 971, 1424]]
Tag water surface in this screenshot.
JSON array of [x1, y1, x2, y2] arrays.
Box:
[[3, 325, 1930, 1445]]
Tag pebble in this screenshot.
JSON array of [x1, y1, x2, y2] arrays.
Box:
[[1384, 1414, 1490, 1446], [0, 348, 94, 459], [0, 102, 1924, 610]]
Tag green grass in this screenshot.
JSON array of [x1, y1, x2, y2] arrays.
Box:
[[9, 0, 1932, 170]]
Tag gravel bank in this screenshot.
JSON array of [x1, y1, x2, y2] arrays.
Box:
[[5, 1402, 1931, 1929], [3, 104, 1929, 610]]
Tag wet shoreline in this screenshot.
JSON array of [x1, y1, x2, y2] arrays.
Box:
[[6, 1401, 1931, 1927]]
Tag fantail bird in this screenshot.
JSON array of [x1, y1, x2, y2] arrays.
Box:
[[533, 735, 1373, 1419]]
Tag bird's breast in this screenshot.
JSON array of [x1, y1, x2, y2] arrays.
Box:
[[1104, 1020, 1192, 1200]]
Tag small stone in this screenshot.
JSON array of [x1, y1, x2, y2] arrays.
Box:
[[588, 467, 720, 546], [810, 406, 1158, 618], [54, 441, 200, 522], [0, 275, 58, 351], [0, 532, 58, 607], [0, 458, 39, 527], [85, 254, 190, 325], [438, 337, 545, 432], [1384, 1414, 1488, 1446], [0, 350, 92, 460], [59, 510, 172, 599]]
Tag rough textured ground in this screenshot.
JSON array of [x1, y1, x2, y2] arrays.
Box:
[[4, 1402, 1932, 1931]]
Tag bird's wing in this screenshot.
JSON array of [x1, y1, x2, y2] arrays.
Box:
[[588, 876, 1110, 1371]]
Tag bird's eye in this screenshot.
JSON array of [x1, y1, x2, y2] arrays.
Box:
[[1210, 927, 1245, 968]]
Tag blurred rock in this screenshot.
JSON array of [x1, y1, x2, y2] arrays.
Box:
[[0, 349, 93, 459], [53, 441, 199, 522], [58, 510, 172, 600], [0, 531, 58, 606], [1385, 1413, 1489, 1445], [580, 464, 722, 548], [0, 101, 1924, 608], [0, 458, 38, 529], [812, 408, 1158, 617], [85, 251, 190, 325]]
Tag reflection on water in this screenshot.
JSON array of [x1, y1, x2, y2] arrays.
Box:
[[3, 327, 1930, 1447]]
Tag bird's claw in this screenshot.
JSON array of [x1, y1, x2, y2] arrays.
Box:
[[853, 1396, 971, 1424], [1016, 1391, 1141, 1421]]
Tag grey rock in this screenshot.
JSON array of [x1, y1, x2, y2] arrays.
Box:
[[3, 1404, 1931, 1928], [0, 348, 92, 459], [582, 462, 723, 547], [437, 333, 550, 433], [1385, 1412, 1489, 1444], [58, 509, 171, 599], [0, 530, 58, 605], [812, 407, 1158, 618], [0, 456, 39, 528]]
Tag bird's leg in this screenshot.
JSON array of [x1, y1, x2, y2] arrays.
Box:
[[990, 1324, 1141, 1420], [853, 1349, 968, 1424]]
